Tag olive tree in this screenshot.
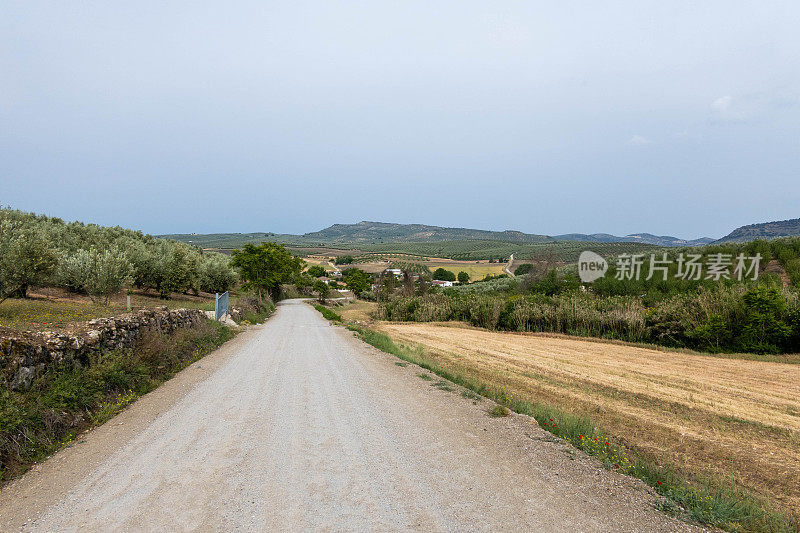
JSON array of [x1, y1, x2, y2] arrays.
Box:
[[84, 248, 133, 303], [56, 248, 133, 304], [0, 220, 58, 300], [198, 252, 238, 293]]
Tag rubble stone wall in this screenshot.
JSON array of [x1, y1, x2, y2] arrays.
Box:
[[0, 307, 205, 391]]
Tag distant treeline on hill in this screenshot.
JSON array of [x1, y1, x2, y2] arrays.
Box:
[[376, 235, 800, 354], [0, 208, 237, 302]]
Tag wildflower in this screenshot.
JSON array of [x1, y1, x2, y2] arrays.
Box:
[[657, 481, 663, 486], [578, 435, 583, 439]]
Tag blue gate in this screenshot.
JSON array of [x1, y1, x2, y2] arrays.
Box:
[[215, 291, 229, 320]]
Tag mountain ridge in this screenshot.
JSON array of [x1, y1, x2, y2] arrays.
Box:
[[301, 221, 713, 247], [714, 217, 800, 243], [162, 217, 800, 250]]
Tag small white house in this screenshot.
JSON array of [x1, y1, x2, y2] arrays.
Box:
[[431, 280, 454, 287], [384, 268, 403, 277]]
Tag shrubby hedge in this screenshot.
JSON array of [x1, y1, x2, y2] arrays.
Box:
[[379, 284, 800, 354]]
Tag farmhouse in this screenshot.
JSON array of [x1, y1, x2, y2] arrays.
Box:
[[431, 280, 454, 287]]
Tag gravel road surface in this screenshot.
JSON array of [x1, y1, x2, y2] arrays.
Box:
[[0, 300, 701, 532]]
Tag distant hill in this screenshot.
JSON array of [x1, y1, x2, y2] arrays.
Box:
[[552, 232, 714, 247], [715, 217, 800, 243], [164, 221, 712, 249], [301, 221, 550, 244]]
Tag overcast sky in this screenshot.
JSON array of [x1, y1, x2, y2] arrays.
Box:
[[2, 1, 799, 239]]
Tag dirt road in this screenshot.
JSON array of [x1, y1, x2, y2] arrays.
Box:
[[503, 253, 515, 276], [0, 301, 698, 532]]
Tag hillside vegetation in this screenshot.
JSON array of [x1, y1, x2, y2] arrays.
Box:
[[716, 217, 800, 243], [0, 208, 237, 303], [356, 240, 661, 262], [164, 220, 716, 251], [378, 237, 800, 355]]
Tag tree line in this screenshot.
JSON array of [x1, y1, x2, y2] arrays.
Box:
[[0, 208, 237, 303]]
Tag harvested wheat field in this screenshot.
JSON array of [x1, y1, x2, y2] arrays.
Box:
[[378, 322, 800, 514]]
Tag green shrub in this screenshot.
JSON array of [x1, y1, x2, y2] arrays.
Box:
[[738, 286, 793, 353], [0, 207, 238, 301], [432, 268, 456, 281], [314, 304, 342, 322], [306, 265, 327, 278], [58, 248, 133, 304], [514, 263, 532, 276], [379, 283, 800, 354]]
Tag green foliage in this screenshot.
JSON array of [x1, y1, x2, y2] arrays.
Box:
[[197, 252, 238, 293], [306, 265, 327, 278], [379, 283, 800, 354], [357, 240, 661, 262], [527, 269, 561, 296], [230, 242, 304, 300], [334, 255, 354, 265], [0, 218, 58, 299], [457, 271, 470, 284], [739, 286, 792, 353], [432, 268, 456, 281], [313, 279, 330, 303], [341, 268, 372, 294], [58, 248, 133, 304], [0, 208, 237, 300], [513, 263, 532, 276], [232, 294, 276, 324], [313, 304, 342, 322]]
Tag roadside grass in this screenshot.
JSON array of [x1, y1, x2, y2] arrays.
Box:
[[345, 323, 798, 533], [432, 380, 455, 392], [313, 304, 342, 322], [0, 291, 217, 332], [416, 373, 433, 381], [461, 390, 482, 401], [236, 298, 277, 325], [0, 319, 234, 484], [489, 405, 510, 417], [0, 299, 112, 331]]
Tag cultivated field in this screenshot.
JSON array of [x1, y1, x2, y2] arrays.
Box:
[[376, 321, 800, 514], [303, 253, 508, 279]]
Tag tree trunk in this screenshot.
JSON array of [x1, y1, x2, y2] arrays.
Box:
[[12, 283, 28, 299]]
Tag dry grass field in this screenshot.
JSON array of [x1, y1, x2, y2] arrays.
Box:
[[429, 261, 506, 280], [376, 321, 800, 515], [301, 253, 508, 280]]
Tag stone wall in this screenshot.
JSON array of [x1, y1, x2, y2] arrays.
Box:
[[0, 307, 205, 391]]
